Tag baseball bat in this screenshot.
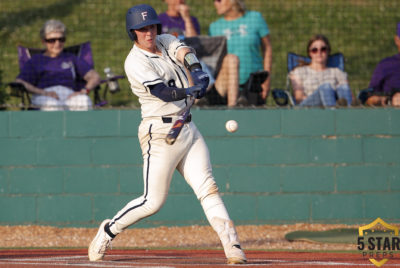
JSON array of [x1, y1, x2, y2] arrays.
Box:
[[165, 97, 194, 145]]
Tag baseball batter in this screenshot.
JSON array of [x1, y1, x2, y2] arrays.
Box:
[[88, 4, 246, 265]]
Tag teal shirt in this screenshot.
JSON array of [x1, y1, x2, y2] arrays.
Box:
[[209, 11, 270, 85]]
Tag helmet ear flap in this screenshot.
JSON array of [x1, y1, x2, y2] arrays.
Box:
[[131, 30, 137, 41], [127, 29, 136, 41]]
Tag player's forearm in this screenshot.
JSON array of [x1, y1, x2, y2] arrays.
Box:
[[176, 47, 195, 66], [148, 83, 186, 102]]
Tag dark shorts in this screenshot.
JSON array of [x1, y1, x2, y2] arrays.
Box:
[[205, 85, 227, 105], [204, 84, 264, 106]]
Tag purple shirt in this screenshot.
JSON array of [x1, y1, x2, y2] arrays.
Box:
[[158, 12, 200, 37], [17, 52, 92, 91], [369, 54, 400, 94]]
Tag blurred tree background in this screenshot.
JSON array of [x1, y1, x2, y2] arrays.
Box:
[[0, 0, 399, 108]]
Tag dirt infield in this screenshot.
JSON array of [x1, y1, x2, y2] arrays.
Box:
[[0, 223, 357, 250], [1, 248, 400, 267], [1, 223, 399, 267]]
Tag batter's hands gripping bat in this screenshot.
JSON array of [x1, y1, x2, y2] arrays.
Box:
[[165, 97, 195, 145]]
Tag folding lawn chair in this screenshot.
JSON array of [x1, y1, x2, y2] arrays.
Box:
[[184, 35, 268, 106], [7, 41, 124, 110], [184, 35, 227, 81], [272, 52, 345, 106]]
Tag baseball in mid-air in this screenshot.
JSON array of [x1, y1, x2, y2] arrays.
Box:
[[225, 120, 238, 133]]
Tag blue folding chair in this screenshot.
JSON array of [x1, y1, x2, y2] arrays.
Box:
[[272, 52, 345, 106]]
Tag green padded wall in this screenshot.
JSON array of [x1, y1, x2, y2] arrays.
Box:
[[0, 108, 399, 227]]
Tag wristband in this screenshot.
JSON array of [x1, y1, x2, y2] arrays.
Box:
[[82, 87, 90, 94], [184, 53, 202, 72]]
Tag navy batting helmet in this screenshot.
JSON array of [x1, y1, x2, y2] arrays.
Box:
[[126, 4, 162, 41]]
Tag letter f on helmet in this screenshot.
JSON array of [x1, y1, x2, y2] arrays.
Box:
[[126, 4, 162, 41]]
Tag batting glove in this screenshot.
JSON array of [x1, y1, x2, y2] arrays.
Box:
[[190, 69, 209, 99], [185, 84, 203, 99]]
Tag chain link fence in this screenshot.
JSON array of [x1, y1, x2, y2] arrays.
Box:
[[0, 0, 399, 109]]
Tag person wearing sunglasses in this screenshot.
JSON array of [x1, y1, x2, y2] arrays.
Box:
[[209, 0, 272, 105], [365, 22, 400, 107], [15, 19, 100, 111], [289, 34, 353, 107]]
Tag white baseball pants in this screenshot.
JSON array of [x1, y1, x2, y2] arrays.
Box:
[[108, 118, 232, 234]]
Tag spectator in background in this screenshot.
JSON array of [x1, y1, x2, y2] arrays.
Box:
[[289, 34, 352, 107], [15, 19, 100, 111], [366, 22, 400, 107], [209, 0, 272, 105], [159, 0, 240, 107], [158, 0, 200, 38]]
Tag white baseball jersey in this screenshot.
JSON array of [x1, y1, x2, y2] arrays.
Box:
[[124, 34, 190, 118], [106, 34, 244, 263]]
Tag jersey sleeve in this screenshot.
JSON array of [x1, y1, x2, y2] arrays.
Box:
[[124, 52, 163, 90], [158, 34, 190, 61]]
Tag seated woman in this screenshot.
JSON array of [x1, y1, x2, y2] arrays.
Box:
[[209, 0, 272, 106], [15, 19, 100, 111], [158, 0, 239, 107], [290, 34, 352, 107]]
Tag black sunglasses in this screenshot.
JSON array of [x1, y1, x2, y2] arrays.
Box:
[[44, 37, 66, 43], [309, 46, 327, 54], [214, 0, 221, 2]]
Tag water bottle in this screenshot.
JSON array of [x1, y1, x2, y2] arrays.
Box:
[[104, 67, 120, 93]]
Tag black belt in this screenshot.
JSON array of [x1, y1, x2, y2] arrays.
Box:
[[162, 114, 192, 123]]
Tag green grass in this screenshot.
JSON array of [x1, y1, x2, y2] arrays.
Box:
[[0, 0, 399, 107]]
